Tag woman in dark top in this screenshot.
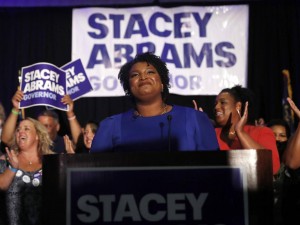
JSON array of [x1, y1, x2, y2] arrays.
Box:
[[0, 118, 53, 225]]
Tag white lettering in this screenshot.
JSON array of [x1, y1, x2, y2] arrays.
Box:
[[66, 73, 86, 88], [66, 66, 76, 78], [24, 69, 60, 82], [23, 80, 64, 95]]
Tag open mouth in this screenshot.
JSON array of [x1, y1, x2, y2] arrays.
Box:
[[215, 111, 223, 117], [19, 135, 27, 141]]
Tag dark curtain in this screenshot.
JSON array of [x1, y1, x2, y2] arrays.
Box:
[[247, 1, 300, 128], [0, 1, 299, 136]]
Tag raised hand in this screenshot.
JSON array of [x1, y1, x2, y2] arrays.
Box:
[[192, 100, 203, 112], [234, 101, 248, 133], [63, 135, 75, 154], [12, 90, 24, 110], [61, 95, 74, 113], [287, 97, 300, 119], [5, 147, 19, 169]]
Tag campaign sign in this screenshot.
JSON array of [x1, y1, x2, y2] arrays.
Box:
[[61, 59, 93, 100], [67, 166, 248, 225], [20, 62, 68, 111], [72, 5, 249, 97]]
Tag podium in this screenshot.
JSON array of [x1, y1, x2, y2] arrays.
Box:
[[42, 150, 273, 225]]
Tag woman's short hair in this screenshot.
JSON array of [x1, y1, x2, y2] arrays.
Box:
[[118, 52, 171, 102]]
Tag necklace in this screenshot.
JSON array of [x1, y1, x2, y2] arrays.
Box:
[[134, 104, 168, 117], [19, 154, 35, 166]]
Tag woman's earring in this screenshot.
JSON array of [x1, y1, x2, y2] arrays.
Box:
[[236, 108, 241, 117], [161, 84, 164, 92]]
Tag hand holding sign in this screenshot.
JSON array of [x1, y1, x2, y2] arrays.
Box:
[[19, 59, 93, 111]]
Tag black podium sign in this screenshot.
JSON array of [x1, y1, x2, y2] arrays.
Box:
[[42, 150, 273, 225]]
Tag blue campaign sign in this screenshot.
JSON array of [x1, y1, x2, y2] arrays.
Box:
[[20, 62, 68, 111], [61, 59, 93, 101], [67, 166, 248, 225]]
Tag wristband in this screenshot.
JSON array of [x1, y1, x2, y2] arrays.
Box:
[[8, 164, 18, 173], [11, 108, 20, 116], [68, 115, 76, 121]]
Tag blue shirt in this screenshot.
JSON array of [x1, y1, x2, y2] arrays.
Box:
[[90, 105, 219, 152], [51, 135, 65, 154]]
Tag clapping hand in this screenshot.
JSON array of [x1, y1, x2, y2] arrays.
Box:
[[192, 100, 203, 112], [287, 97, 300, 119], [5, 147, 19, 169], [63, 135, 75, 154], [234, 101, 248, 133]]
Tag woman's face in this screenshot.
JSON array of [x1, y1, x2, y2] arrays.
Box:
[[270, 125, 288, 142], [15, 119, 38, 150], [83, 124, 95, 149], [129, 62, 163, 101], [214, 92, 240, 127]]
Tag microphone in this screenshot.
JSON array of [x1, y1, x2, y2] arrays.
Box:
[[167, 115, 172, 152]]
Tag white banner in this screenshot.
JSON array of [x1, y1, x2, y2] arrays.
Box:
[[72, 5, 249, 97]]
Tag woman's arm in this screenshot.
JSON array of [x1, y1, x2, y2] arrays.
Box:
[[1, 90, 23, 146], [235, 102, 266, 149], [283, 98, 300, 169], [234, 102, 280, 174], [61, 95, 82, 145], [0, 148, 19, 191]]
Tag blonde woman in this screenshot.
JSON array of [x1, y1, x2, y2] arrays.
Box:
[[0, 117, 53, 225]]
